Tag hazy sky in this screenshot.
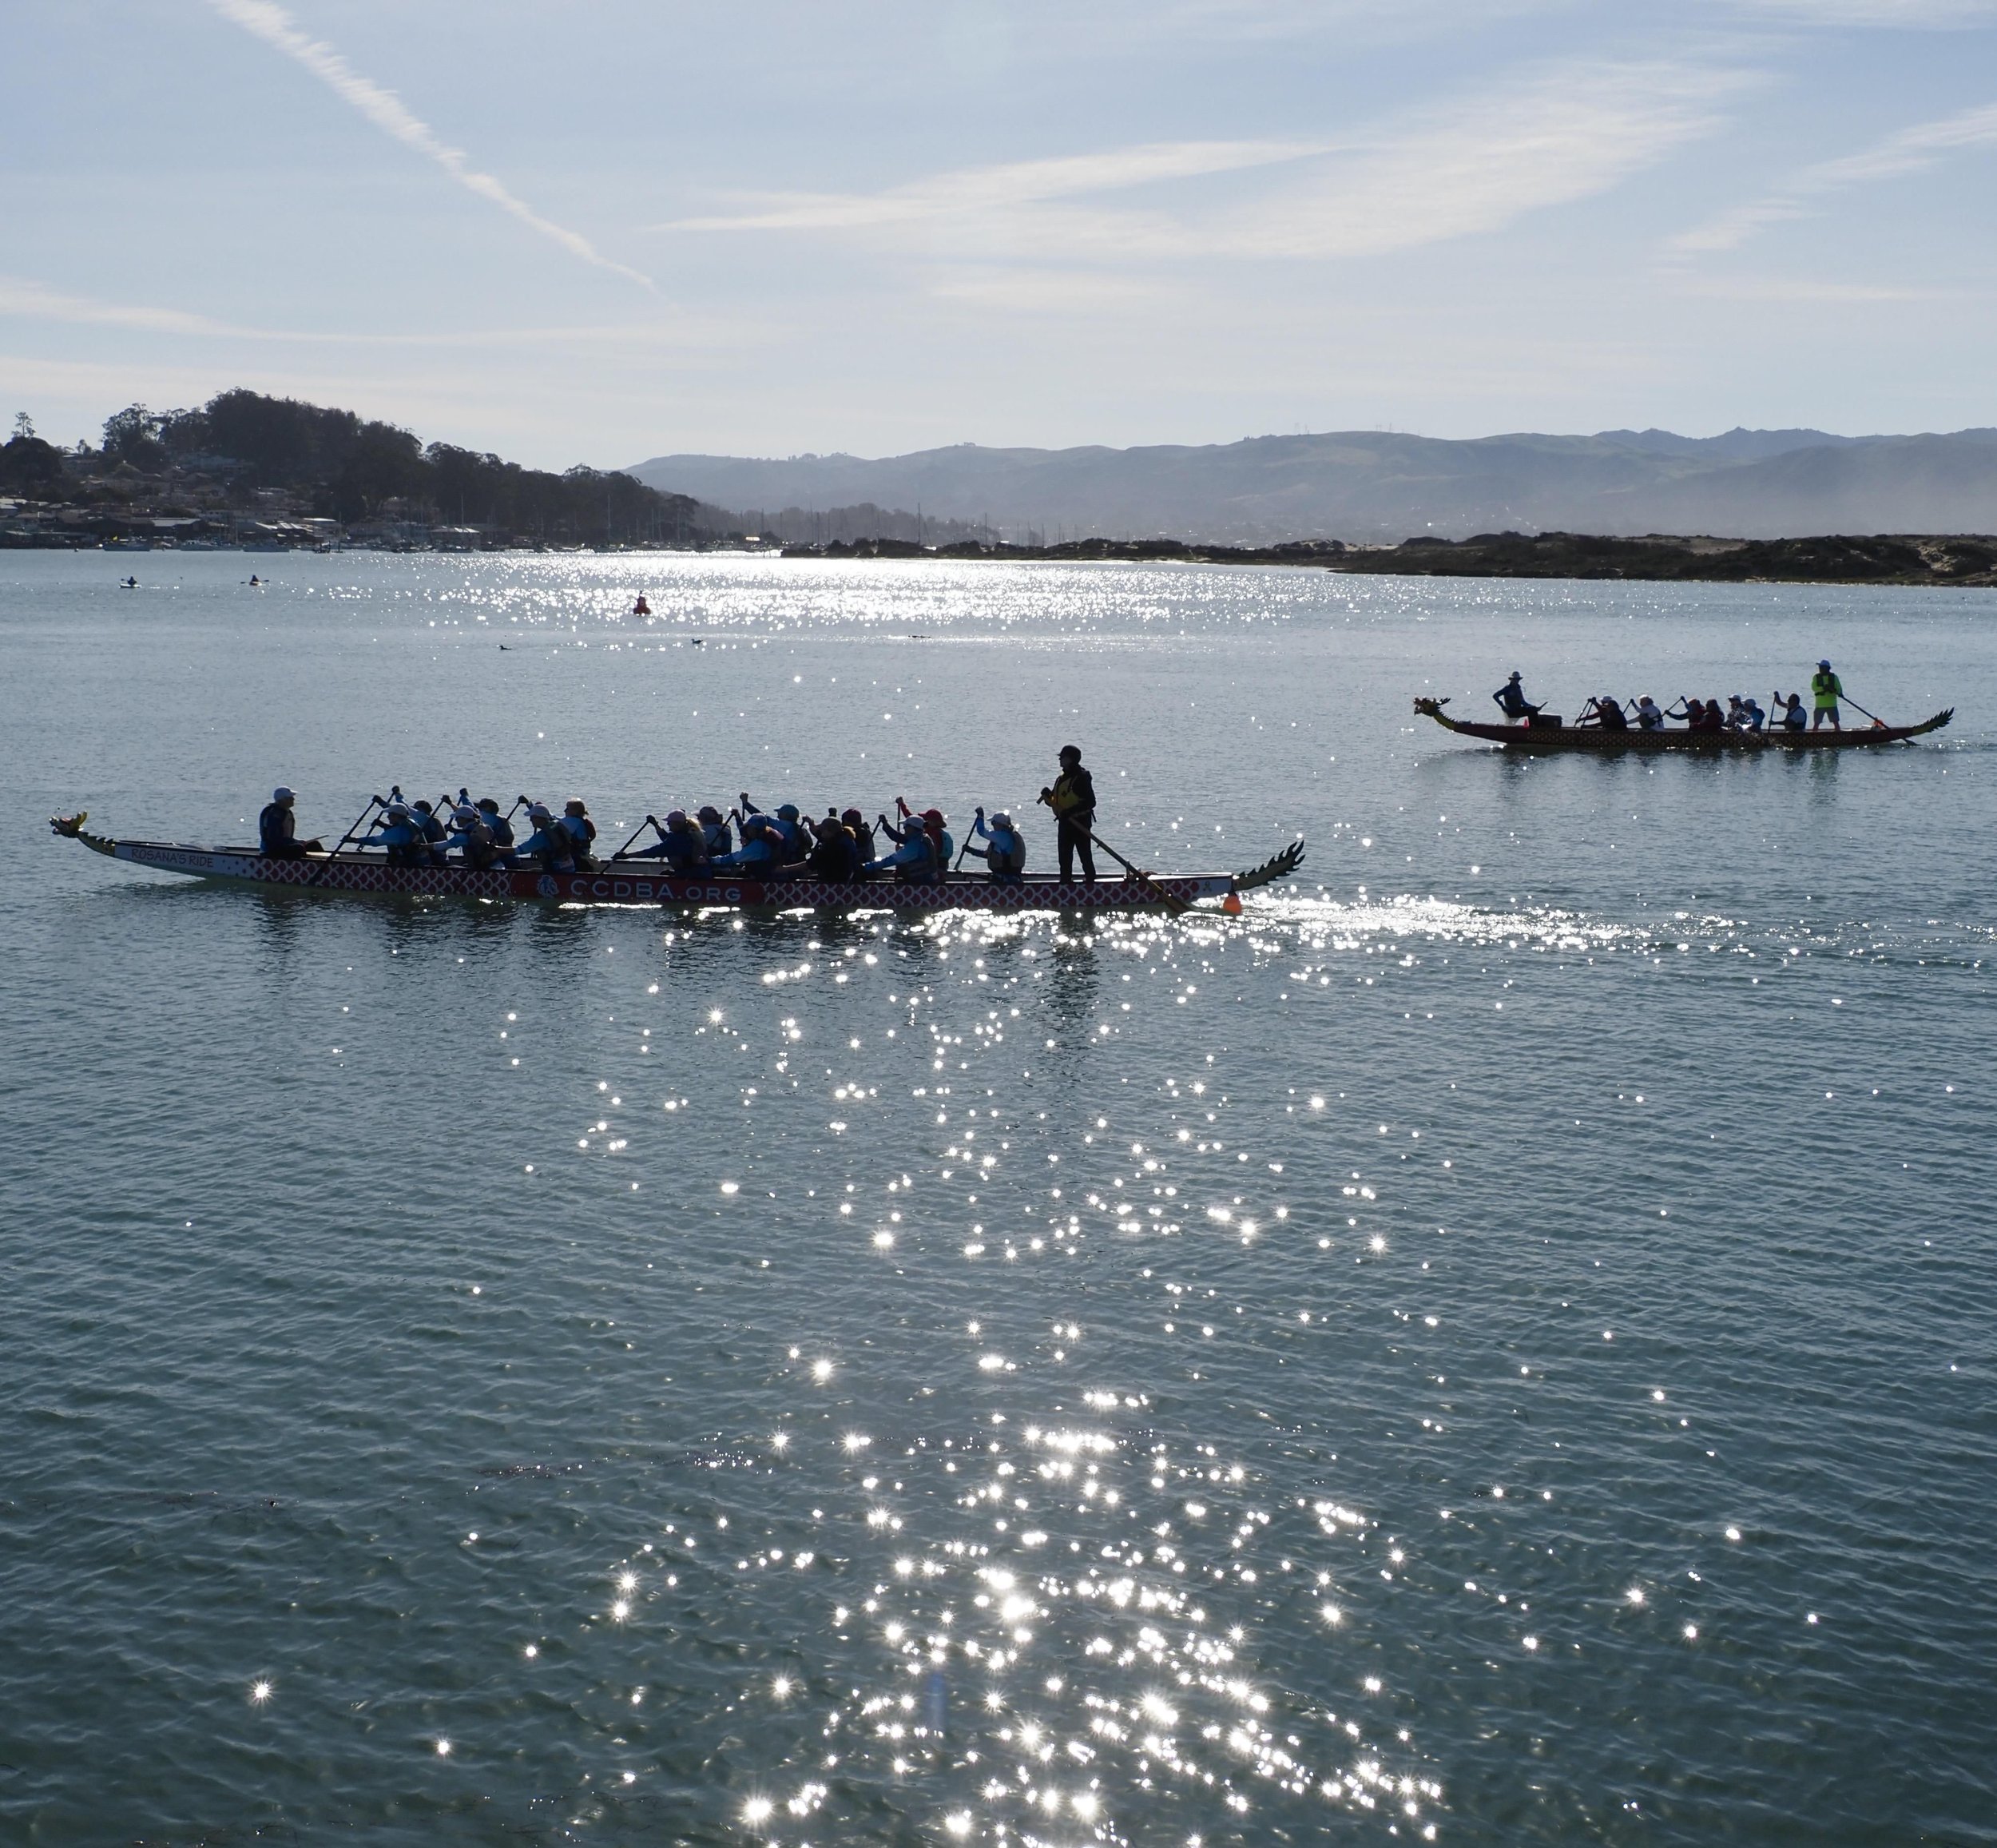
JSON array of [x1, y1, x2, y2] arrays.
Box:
[[5, 1, 1995, 466]]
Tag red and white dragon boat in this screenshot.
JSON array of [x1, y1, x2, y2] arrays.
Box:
[[50, 814, 1304, 914]]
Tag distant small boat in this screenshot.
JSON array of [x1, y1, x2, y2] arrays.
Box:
[[1413, 696, 1951, 752]]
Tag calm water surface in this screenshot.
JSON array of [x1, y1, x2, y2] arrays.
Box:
[[2, 553, 1993, 1845]]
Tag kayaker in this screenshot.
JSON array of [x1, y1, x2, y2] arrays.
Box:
[[1491, 671, 1541, 723], [257, 786, 322, 860], [558, 799, 599, 870], [519, 803, 575, 872], [1811, 658, 1843, 730], [1040, 745, 1098, 885], [867, 813, 939, 882], [962, 808, 1026, 884]]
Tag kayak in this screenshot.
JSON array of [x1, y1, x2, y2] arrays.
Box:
[[50, 814, 1305, 912], [1413, 696, 1951, 752]]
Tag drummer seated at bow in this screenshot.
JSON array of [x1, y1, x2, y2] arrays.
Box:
[[1491, 671, 1542, 723], [1577, 696, 1628, 730], [961, 807, 1026, 883], [258, 787, 323, 860]]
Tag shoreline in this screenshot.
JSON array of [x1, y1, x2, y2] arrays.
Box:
[[780, 530, 1997, 588]]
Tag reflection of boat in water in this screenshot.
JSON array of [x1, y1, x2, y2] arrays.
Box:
[[1414, 696, 1951, 752], [51, 815, 1305, 913]]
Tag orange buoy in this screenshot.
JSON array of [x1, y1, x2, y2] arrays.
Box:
[[1222, 891, 1243, 916]]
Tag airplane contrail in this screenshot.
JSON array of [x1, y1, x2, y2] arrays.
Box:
[[208, 0, 656, 292]]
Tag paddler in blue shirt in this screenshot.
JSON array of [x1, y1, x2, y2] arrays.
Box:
[[518, 803, 575, 872], [440, 804, 496, 867], [962, 808, 1026, 884], [362, 801, 424, 865], [475, 797, 517, 864], [257, 787, 323, 860], [557, 799, 599, 870], [409, 799, 449, 864], [866, 813, 939, 882], [715, 814, 781, 872], [631, 809, 709, 872], [697, 805, 733, 859]]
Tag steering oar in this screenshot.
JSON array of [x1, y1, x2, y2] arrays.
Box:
[[1036, 794, 1191, 916]]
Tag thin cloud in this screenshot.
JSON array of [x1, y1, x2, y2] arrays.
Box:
[[1724, 0, 1997, 22], [207, 0, 655, 291], [666, 60, 1744, 263], [666, 140, 1334, 234], [1674, 97, 1997, 251], [0, 276, 747, 351]]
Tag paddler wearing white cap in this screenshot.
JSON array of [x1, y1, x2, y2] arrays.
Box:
[[359, 800, 426, 865], [518, 802, 576, 872], [439, 802, 498, 868], [257, 786, 323, 860], [961, 806, 1026, 884]]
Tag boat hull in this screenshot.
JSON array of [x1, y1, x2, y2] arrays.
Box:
[[1412, 697, 1951, 752], [67, 833, 1279, 912]]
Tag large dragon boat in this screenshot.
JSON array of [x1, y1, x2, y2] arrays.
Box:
[[50, 814, 1304, 914], [1413, 696, 1951, 753]]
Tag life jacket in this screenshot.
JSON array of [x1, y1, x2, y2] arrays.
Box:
[[482, 810, 515, 847], [258, 802, 292, 853], [810, 830, 859, 881], [899, 828, 938, 881], [703, 821, 732, 856], [987, 828, 1025, 875], [1812, 670, 1840, 701]]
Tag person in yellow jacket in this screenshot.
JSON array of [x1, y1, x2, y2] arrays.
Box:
[[1040, 744, 1098, 885], [1810, 658, 1843, 730]]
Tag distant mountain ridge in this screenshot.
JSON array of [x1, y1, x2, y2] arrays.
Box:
[[626, 427, 1997, 544]]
